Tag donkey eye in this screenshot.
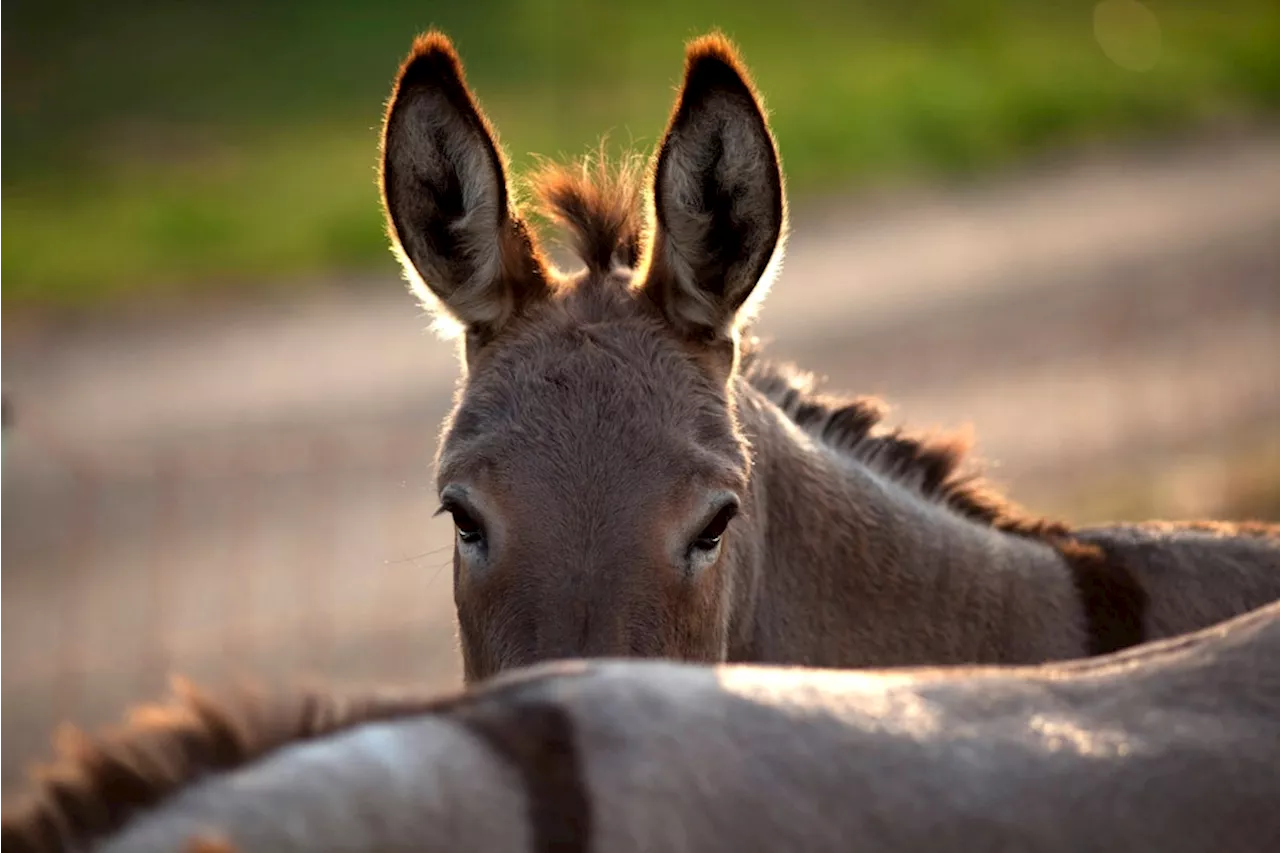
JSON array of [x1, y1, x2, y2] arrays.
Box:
[[691, 502, 739, 552], [442, 502, 484, 545]]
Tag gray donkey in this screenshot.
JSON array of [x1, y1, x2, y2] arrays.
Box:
[[6, 600, 1280, 853], [378, 30, 1280, 681]]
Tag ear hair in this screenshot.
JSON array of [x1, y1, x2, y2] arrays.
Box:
[[380, 32, 549, 343], [639, 32, 787, 343]]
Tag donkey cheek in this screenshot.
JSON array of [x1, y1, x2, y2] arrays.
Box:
[[662, 562, 729, 660]]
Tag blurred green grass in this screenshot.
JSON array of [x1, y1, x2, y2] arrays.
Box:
[[4, 0, 1279, 310]]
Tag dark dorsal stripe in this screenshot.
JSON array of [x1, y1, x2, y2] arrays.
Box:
[[1059, 541, 1149, 656], [0, 665, 595, 853], [452, 697, 593, 853]]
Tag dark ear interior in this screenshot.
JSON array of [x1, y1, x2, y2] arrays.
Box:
[[380, 32, 547, 339], [641, 33, 786, 342]]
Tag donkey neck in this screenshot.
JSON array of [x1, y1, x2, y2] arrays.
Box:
[[733, 383, 1088, 667]]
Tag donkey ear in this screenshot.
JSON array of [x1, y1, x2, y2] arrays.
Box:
[[641, 34, 786, 341], [380, 33, 548, 340]]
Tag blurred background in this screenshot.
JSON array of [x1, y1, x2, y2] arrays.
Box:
[[3, 0, 1279, 796]]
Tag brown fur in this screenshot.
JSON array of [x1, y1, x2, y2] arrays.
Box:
[[183, 837, 237, 853], [0, 678, 458, 853], [378, 30, 1280, 682], [738, 349, 1074, 540], [5, 602, 1280, 852], [639, 33, 787, 342], [529, 144, 645, 273], [457, 697, 592, 853], [736, 351, 1157, 655], [0, 665, 588, 853], [380, 32, 550, 345], [530, 141, 1058, 542]]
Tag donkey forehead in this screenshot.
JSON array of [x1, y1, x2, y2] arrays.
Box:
[[438, 315, 748, 493]]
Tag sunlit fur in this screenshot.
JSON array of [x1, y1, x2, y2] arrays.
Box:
[[6, 602, 1280, 853], [379, 30, 1280, 683]]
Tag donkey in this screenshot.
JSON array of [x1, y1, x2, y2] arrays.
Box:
[[6, 600, 1280, 853], [379, 30, 1280, 682]]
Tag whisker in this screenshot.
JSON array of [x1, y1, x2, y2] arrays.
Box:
[[384, 544, 452, 566], [425, 558, 452, 589]]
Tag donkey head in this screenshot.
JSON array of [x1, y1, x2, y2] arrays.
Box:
[[381, 32, 785, 681]]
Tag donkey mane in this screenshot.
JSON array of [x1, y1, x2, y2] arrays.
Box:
[[739, 348, 1077, 541], [525, 155, 1073, 543], [529, 146, 647, 274], [0, 678, 471, 853], [741, 349, 1279, 545], [530, 152, 1280, 550]]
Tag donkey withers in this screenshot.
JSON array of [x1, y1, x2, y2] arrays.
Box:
[[6, 601, 1280, 853], [379, 31, 1280, 681]]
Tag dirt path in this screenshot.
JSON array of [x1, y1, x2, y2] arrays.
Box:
[[4, 131, 1279, 795]]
